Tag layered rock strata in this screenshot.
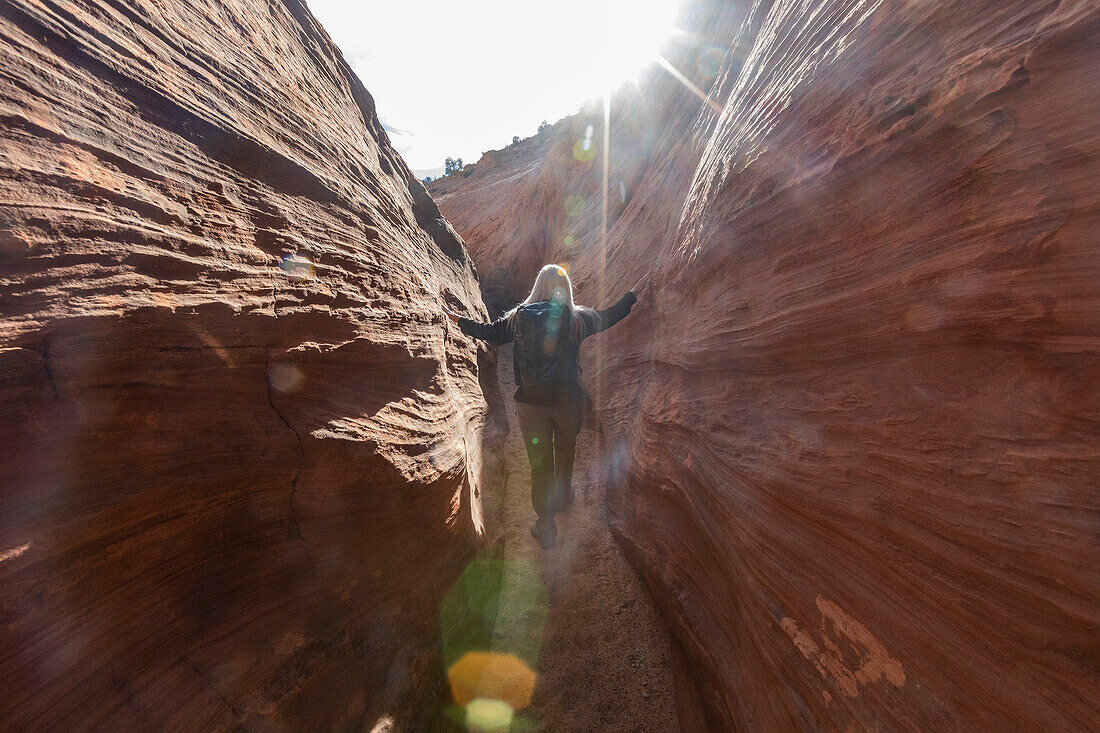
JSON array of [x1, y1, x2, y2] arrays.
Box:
[[433, 0, 1100, 729], [0, 0, 499, 728]]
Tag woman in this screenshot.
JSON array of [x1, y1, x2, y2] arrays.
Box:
[[443, 264, 648, 549]]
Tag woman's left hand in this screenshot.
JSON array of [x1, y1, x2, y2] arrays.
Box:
[[441, 304, 462, 324], [630, 271, 652, 298]]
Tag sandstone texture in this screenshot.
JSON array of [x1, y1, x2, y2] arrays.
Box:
[[432, 0, 1100, 729], [0, 0, 500, 728]]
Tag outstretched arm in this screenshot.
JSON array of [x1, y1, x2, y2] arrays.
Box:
[[582, 271, 650, 339], [443, 304, 514, 344], [584, 292, 637, 338]]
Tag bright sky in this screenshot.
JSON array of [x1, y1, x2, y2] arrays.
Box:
[[307, 0, 682, 173]]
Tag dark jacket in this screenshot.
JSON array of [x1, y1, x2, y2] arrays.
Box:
[[458, 291, 637, 404]]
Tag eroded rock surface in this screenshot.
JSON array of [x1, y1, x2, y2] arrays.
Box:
[[0, 0, 499, 728], [433, 0, 1100, 729]]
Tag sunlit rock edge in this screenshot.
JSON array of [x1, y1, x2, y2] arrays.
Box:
[[0, 0, 506, 728]]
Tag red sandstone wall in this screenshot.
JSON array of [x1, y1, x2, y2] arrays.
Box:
[[0, 0, 499, 728], [435, 0, 1100, 729]]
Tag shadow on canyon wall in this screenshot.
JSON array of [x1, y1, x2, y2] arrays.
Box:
[[0, 0, 503, 727]]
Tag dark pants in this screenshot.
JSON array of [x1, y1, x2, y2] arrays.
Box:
[[516, 399, 583, 519]]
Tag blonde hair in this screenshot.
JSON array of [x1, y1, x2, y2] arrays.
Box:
[[505, 264, 596, 340]]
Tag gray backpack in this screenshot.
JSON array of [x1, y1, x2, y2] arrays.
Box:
[[513, 302, 569, 395]]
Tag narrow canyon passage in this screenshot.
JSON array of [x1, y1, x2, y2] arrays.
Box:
[[2, 0, 1097, 728], [477, 347, 679, 731]]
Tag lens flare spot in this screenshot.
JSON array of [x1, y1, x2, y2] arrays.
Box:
[[563, 235, 574, 248], [572, 140, 594, 162], [572, 124, 596, 162], [464, 698, 514, 733], [279, 253, 315, 281], [447, 651, 537, 710], [439, 559, 548, 724], [268, 363, 304, 392], [564, 194, 586, 218], [906, 303, 946, 331], [697, 44, 726, 81], [531, 437, 539, 445]]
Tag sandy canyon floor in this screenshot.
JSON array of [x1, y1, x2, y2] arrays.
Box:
[[470, 347, 680, 731]]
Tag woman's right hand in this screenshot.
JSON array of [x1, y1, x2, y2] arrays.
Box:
[[630, 271, 652, 298]]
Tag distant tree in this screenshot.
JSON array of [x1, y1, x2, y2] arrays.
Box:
[[537, 119, 550, 135], [422, 176, 431, 185], [455, 158, 463, 170], [512, 135, 521, 145], [444, 157, 455, 175]]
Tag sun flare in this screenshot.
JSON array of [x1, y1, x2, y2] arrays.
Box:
[[308, 0, 685, 169], [589, 0, 681, 90]]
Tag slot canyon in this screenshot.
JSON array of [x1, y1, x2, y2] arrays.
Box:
[[1, 0, 1097, 731]]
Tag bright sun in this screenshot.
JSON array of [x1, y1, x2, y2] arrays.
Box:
[[306, 0, 686, 169], [588, 0, 681, 90]]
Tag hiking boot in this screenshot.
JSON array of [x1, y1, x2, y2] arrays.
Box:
[[530, 517, 556, 549]]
